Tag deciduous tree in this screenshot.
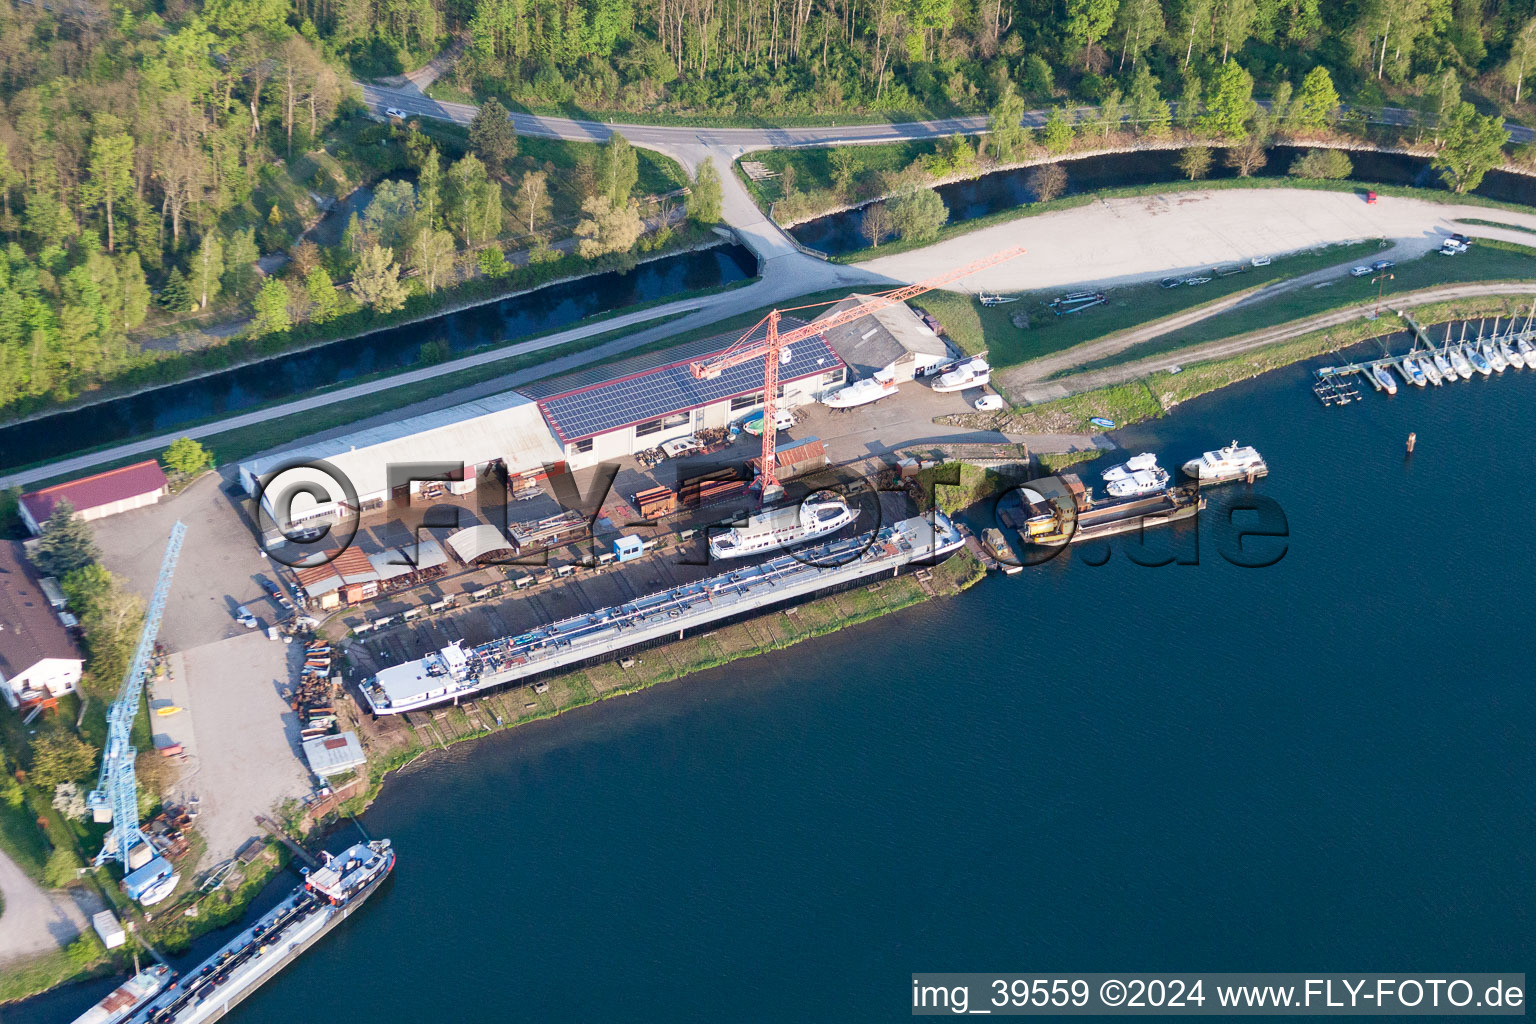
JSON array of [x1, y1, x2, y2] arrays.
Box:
[[352, 245, 409, 312]]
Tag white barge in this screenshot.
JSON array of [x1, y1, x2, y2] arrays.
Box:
[[361, 511, 966, 714]]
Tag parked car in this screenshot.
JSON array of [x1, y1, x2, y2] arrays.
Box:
[[1250, 255, 1273, 267], [1349, 266, 1374, 277], [974, 394, 1006, 411], [235, 606, 258, 629], [1449, 233, 1471, 245], [1372, 259, 1396, 271], [384, 106, 409, 119], [1440, 241, 1467, 256], [1365, 190, 1379, 204], [257, 575, 284, 601]]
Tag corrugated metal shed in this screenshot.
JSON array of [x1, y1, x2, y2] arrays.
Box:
[[21, 461, 167, 525], [368, 537, 448, 580], [301, 731, 365, 778], [446, 524, 514, 563]]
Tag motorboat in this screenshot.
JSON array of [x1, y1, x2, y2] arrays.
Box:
[[1447, 345, 1474, 379], [1398, 356, 1427, 387], [1105, 465, 1171, 498], [1467, 345, 1493, 376], [1482, 340, 1507, 372], [1182, 441, 1268, 484], [823, 376, 897, 409], [1372, 364, 1398, 394], [931, 357, 991, 393], [709, 495, 859, 559], [1501, 338, 1525, 369], [1102, 452, 1160, 483]]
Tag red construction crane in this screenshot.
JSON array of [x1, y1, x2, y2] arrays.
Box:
[[689, 245, 1028, 497]]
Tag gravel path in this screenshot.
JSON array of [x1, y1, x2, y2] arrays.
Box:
[[0, 849, 87, 963]]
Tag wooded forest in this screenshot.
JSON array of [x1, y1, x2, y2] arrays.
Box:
[[0, 0, 1531, 417]]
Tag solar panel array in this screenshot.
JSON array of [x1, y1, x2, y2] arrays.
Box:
[[536, 318, 846, 443]]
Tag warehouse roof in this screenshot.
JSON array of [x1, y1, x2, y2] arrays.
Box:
[[445, 524, 513, 563], [0, 542, 82, 681], [526, 317, 845, 443], [239, 392, 563, 513], [301, 731, 365, 778], [368, 538, 448, 580], [818, 297, 950, 380], [21, 461, 167, 526]]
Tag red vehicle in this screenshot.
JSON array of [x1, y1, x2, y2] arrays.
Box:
[[1365, 190, 1378, 204]]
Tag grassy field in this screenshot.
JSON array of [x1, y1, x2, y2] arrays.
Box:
[[911, 240, 1383, 368], [1453, 217, 1536, 236], [1061, 243, 1536, 373]]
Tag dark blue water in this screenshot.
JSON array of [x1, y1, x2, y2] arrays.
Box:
[[18, 354, 1531, 1022], [0, 245, 756, 471], [792, 145, 1536, 254]]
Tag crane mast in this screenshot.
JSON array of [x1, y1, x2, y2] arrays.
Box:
[[689, 246, 1027, 496], [88, 521, 186, 883]]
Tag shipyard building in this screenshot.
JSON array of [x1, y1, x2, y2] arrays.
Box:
[[522, 316, 847, 472]]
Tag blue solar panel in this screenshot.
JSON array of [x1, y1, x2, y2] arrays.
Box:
[[536, 321, 846, 442]]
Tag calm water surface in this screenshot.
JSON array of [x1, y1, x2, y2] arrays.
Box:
[[18, 355, 1533, 1023]]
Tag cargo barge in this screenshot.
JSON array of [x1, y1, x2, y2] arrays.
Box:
[[118, 840, 394, 1024], [360, 511, 966, 714], [1011, 472, 1204, 546]]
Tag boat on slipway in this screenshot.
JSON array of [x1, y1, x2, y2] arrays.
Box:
[[709, 495, 858, 559], [117, 841, 394, 1024], [931, 357, 991, 393], [1182, 441, 1268, 484], [822, 376, 897, 409]]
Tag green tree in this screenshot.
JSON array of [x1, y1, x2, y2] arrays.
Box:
[[513, 171, 553, 234], [252, 278, 292, 334], [1177, 145, 1214, 179], [1290, 66, 1340, 131], [987, 82, 1029, 160], [575, 196, 644, 259], [193, 232, 224, 310], [26, 727, 98, 789], [1176, 74, 1203, 129], [1432, 102, 1511, 193], [888, 188, 949, 241], [1288, 149, 1353, 178], [829, 148, 860, 195], [363, 180, 419, 251], [1198, 61, 1256, 140], [1211, 0, 1257, 62], [468, 98, 518, 175], [411, 229, 457, 293], [161, 437, 211, 476], [447, 155, 502, 245], [352, 245, 409, 313], [686, 161, 723, 225], [417, 146, 444, 229], [119, 253, 150, 329], [158, 268, 193, 314], [595, 132, 640, 207], [1505, 17, 1536, 105], [223, 229, 261, 300], [1065, 0, 1117, 68], [1097, 86, 1126, 136], [1042, 106, 1075, 153], [1114, 0, 1165, 71], [477, 246, 511, 278], [1129, 67, 1171, 136], [83, 124, 135, 253], [305, 266, 341, 322]]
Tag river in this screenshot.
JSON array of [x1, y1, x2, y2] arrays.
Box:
[[790, 145, 1536, 255], [15, 348, 1532, 1022], [0, 244, 756, 472]]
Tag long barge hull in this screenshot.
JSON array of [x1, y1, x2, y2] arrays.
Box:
[[362, 512, 965, 715], [1072, 491, 1204, 542], [126, 862, 393, 1024]]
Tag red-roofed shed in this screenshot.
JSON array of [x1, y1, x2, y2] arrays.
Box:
[[19, 461, 168, 535]]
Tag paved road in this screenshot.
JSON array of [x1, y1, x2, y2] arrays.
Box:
[[0, 848, 87, 963]]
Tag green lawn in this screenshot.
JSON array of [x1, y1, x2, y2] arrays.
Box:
[[1065, 242, 1536, 373], [912, 240, 1383, 368]]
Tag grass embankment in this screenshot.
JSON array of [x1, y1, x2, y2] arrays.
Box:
[[345, 547, 987, 811], [913, 240, 1382, 368], [1453, 217, 1536, 236], [1057, 242, 1536, 375]]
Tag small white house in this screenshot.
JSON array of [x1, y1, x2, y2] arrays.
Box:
[[0, 542, 83, 710]]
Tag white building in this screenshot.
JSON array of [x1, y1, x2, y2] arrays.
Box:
[[0, 542, 84, 709], [523, 317, 848, 472], [817, 296, 953, 383], [238, 391, 565, 534]]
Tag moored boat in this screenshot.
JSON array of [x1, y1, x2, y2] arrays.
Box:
[[1517, 337, 1536, 366], [709, 495, 858, 559], [931, 357, 990, 393], [1181, 441, 1268, 484], [1417, 354, 1443, 384], [1482, 341, 1507, 372], [1448, 345, 1474, 379], [1467, 345, 1493, 376], [71, 966, 173, 1024], [1500, 338, 1525, 369], [1372, 364, 1398, 394], [1432, 350, 1455, 381], [1399, 355, 1427, 386], [1102, 452, 1159, 483]]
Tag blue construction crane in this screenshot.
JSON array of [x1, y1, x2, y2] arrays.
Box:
[[87, 520, 186, 904]]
